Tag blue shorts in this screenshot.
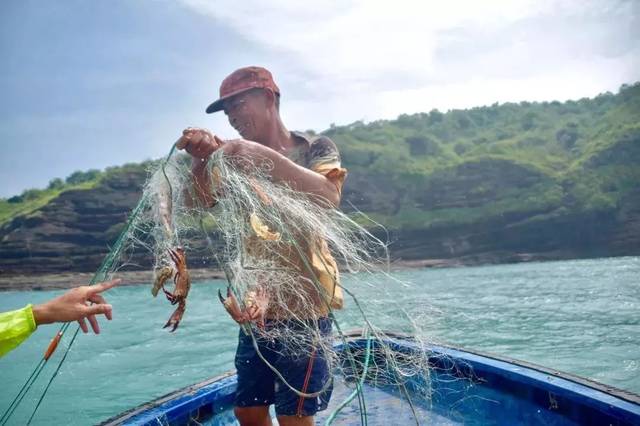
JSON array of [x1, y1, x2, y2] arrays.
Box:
[[234, 317, 333, 417]]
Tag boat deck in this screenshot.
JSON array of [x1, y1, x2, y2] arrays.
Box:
[[101, 334, 640, 425], [204, 378, 452, 426]]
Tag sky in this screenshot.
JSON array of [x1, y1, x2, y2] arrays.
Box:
[[0, 0, 638, 197]]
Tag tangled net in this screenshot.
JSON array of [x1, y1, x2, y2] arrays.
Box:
[[117, 148, 445, 424], [1, 145, 473, 426]]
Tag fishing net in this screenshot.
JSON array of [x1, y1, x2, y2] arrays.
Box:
[[3, 145, 467, 426], [128, 148, 438, 424]]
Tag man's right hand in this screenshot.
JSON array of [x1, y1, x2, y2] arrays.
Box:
[[176, 127, 223, 159]]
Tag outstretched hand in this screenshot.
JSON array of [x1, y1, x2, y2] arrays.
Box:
[[32, 279, 121, 334]]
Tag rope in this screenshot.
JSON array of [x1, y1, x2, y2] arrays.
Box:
[[226, 225, 372, 424], [209, 205, 370, 418], [1, 145, 177, 425], [284, 232, 369, 424], [27, 327, 80, 425], [0, 359, 44, 425], [325, 327, 372, 425], [4, 144, 421, 425]]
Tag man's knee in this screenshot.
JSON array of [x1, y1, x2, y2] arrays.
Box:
[[234, 405, 272, 426]]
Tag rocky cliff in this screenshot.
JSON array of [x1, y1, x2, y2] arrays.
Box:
[[1, 85, 639, 276]]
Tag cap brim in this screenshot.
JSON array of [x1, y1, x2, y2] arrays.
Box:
[[205, 87, 256, 114], [205, 99, 225, 114]]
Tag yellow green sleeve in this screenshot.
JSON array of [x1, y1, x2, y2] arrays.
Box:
[[0, 304, 37, 357]]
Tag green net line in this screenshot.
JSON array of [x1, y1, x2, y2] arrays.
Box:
[[325, 327, 372, 426], [207, 154, 421, 426], [1, 145, 177, 426], [3, 142, 423, 426]]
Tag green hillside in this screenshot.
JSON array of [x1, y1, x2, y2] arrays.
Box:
[[1, 83, 638, 274], [0, 163, 154, 225], [327, 83, 640, 229]]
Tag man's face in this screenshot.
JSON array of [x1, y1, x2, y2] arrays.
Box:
[[223, 89, 268, 141]]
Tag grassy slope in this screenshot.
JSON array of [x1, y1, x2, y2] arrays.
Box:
[[2, 84, 638, 231], [0, 162, 156, 227], [0, 181, 99, 224], [326, 83, 640, 229]]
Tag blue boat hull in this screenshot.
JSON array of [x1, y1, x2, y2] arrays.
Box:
[[100, 332, 640, 425]]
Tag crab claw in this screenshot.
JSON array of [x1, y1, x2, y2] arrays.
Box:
[[218, 286, 247, 323], [163, 303, 185, 332], [168, 247, 185, 268], [244, 288, 268, 329], [163, 287, 177, 304], [152, 266, 174, 297]]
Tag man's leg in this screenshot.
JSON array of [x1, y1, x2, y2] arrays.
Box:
[[235, 406, 273, 426], [276, 414, 314, 426], [273, 318, 334, 422], [234, 329, 276, 425]]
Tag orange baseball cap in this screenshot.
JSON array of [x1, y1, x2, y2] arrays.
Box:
[[205, 66, 280, 114]]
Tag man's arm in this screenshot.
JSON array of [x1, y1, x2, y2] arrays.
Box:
[[227, 139, 341, 207], [189, 157, 217, 208], [176, 128, 341, 207], [177, 128, 222, 208]]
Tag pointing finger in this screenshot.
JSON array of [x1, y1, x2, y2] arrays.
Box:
[[88, 279, 121, 296]]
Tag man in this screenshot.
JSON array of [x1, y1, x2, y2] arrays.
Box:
[[177, 66, 346, 426], [0, 279, 120, 357]]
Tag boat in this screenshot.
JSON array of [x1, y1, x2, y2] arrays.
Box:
[[100, 331, 640, 425]]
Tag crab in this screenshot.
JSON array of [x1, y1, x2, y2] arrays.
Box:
[[152, 247, 191, 332], [218, 285, 268, 328]]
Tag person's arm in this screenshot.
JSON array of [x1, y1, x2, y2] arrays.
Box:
[[189, 156, 217, 208], [226, 140, 341, 207], [176, 128, 222, 208], [0, 305, 37, 357], [176, 128, 342, 207], [0, 279, 120, 358]]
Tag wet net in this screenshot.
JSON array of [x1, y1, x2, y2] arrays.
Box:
[[3, 144, 466, 426], [131, 148, 437, 424]]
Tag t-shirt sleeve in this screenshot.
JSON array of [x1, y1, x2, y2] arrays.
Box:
[[307, 136, 348, 196]]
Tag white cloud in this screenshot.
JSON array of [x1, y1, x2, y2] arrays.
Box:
[[182, 0, 542, 87], [1, 0, 638, 196], [180, 0, 639, 131]]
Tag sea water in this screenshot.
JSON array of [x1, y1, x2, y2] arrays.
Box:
[[0, 256, 638, 425]]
